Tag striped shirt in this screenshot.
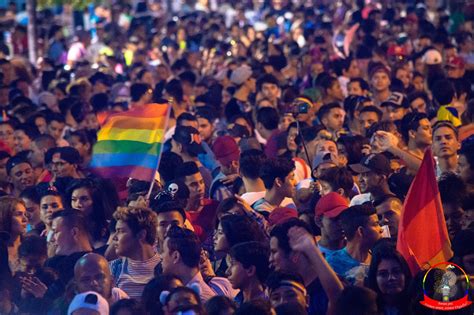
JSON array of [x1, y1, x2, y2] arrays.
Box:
[[187, 271, 217, 302], [110, 254, 160, 300]]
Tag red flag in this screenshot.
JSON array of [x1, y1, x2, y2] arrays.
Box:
[[396, 149, 453, 275]]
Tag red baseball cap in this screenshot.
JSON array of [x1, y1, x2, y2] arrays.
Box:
[[269, 207, 298, 226], [212, 135, 240, 166], [315, 192, 349, 218], [446, 56, 465, 69]]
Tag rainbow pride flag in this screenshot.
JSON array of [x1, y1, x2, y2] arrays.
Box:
[[91, 103, 171, 182]]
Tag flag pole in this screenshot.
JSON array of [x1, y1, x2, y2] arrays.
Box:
[[146, 102, 172, 201]]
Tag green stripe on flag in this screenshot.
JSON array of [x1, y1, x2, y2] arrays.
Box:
[[93, 140, 162, 155]]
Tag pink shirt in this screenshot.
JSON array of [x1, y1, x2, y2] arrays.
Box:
[[67, 42, 87, 63]]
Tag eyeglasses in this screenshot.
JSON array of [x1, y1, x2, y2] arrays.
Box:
[[376, 268, 403, 279]]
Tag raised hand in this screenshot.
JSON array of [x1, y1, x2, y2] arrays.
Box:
[[233, 194, 254, 213], [221, 174, 240, 185], [375, 131, 399, 151], [361, 144, 372, 156], [199, 250, 216, 278], [20, 276, 48, 298], [288, 226, 317, 254]]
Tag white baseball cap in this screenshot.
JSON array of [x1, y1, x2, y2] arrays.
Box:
[[422, 49, 442, 65], [68, 291, 109, 315], [230, 65, 253, 85]]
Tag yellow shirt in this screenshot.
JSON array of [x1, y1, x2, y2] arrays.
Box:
[[437, 105, 461, 127]]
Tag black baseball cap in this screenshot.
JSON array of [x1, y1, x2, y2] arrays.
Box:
[[6, 155, 32, 175], [165, 179, 190, 200], [350, 153, 392, 176], [172, 126, 205, 156], [381, 92, 409, 109]]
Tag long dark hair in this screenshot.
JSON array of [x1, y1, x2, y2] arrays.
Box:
[[65, 178, 119, 242], [366, 243, 412, 314]]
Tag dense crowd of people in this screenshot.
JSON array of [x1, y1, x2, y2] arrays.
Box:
[[0, 0, 474, 314]]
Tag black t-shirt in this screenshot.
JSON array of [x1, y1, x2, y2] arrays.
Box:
[[307, 278, 329, 315], [44, 251, 90, 286], [388, 167, 414, 200]]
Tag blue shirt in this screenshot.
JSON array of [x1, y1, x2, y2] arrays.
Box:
[[209, 171, 234, 201], [317, 242, 340, 258], [199, 141, 220, 172], [326, 247, 369, 286]]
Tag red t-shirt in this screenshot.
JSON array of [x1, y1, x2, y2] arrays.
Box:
[[186, 199, 219, 242]]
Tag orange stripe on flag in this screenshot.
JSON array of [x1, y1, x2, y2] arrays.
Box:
[[104, 103, 169, 121], [105, 115, 167, 130]]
